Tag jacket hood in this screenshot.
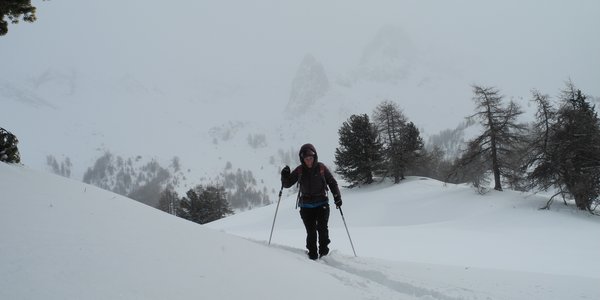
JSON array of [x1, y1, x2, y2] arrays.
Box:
[[298, 143, 318, 166]]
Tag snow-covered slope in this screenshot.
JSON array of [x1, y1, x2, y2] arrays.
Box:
[[3, 162, 599, 299], [0, 163, 397, 300], [209, 177, 600, 280]]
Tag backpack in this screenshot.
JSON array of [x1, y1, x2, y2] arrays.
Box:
[[294, 163, 328, 208]]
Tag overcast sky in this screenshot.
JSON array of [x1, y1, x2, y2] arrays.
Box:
[[2, 0, 598, 100]]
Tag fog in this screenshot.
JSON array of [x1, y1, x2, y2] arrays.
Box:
[[3, 1, 598, 103], [1, 0, 599, 181]]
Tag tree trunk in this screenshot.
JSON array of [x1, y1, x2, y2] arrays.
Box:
[[574, 197, 588, 210], [491, 145, 503, 191], [488, 108, 502, 191]]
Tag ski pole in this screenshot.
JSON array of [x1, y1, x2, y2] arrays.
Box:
[[268, 185, 283, 245], [338, 207, 357, 257]]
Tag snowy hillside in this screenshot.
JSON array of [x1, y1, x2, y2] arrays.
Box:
[[2, 162, 599, 299]]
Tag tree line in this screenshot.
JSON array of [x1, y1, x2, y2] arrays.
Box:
[[3, 81, 598, 214], [334, 81, 600, 213], [450, 81, 600, 212]]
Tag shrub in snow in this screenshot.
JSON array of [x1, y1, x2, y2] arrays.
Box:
[[0, 127, 20, 163]]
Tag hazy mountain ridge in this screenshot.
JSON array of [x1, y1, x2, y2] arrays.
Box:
[[0, 79, 57, 109]]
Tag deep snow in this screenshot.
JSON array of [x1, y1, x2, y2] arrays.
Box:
[[2, 162, 599, 299]]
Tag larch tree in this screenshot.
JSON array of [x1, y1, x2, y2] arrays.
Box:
[[451, 85, 527, 191], [372, 101, 407, 183]]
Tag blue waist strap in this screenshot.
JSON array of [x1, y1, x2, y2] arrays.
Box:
[[299, 200, 328, 208]]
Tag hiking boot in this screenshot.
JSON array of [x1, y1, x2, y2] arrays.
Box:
[[307, 251, 318, 260], [319, 247, 329, 258]]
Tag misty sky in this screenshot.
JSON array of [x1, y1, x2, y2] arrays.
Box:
[[2, 0, 598, 101]]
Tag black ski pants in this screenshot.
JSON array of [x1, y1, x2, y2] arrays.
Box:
[[299, 204, 330, 255]]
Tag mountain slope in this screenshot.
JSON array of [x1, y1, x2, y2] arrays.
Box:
[[0, 163, 397, 300], [2, 163, 600, 299]]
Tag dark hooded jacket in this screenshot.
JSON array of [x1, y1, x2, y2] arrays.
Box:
[[281, 144, 341, 208]]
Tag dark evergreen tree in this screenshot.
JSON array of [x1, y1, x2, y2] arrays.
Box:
[[0, 0, 38, 36], [334, 114, 383, 186], [450, 85, 527, 191], [400, 121, 424, 176], [531, 83, 600, 211], [0, 127, 20, 163], [177, 185, 233, 224]]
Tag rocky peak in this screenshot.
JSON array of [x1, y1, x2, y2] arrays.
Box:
[[285, 54, 330, 116]]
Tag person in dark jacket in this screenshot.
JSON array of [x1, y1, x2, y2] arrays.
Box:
[[281, 143, 342, 260]]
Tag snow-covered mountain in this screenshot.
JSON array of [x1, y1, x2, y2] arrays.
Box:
[[2, 162, 599, 299], [1, 0, 599, 208]]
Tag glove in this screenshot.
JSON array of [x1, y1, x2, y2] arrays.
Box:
[[281, 165, 290, 177], [334, 195, 342, 208]]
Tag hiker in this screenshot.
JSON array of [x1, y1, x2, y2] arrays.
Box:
[[281, 143, 342, 259]]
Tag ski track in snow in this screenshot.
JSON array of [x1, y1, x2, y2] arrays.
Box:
[[258, 241, 482, 300], [321, 257, 480, 300]]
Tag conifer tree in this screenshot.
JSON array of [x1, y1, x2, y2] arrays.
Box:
[[450, 85, 527, 191], [523, 90, 559, 194], [400, 121, 424, 176], [177, 185, 233, 224], [372, 101, 407, 183], [534, 82, 600, 211], [334, 114, 383, 186], [0, 127, 20, 163], [373, 101, 424, 183], [0, 0, 38, 36]]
